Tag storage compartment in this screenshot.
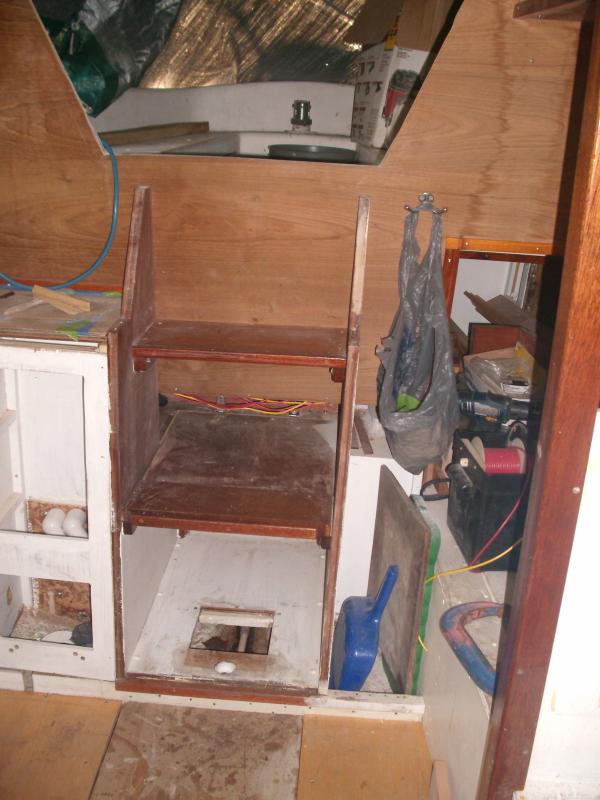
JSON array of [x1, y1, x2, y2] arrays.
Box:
[[1, 575, 92, 646], [0, 367, 88, 538], [111, 188, 369, 696], [122, 532, 325, 689], [0, 341, 115, 681]]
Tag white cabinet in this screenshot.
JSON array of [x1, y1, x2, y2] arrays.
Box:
[[0, 340, 114, 681]]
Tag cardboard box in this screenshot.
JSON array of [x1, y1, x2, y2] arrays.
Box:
[[350, 42, 429, 149]]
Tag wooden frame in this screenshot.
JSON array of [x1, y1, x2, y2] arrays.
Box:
[[477, 4, 600, 798], [0, 343, 115, 681], [109, 189, 370, 698]]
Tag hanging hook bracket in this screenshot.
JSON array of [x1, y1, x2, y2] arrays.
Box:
[[404, 192, 448, 215]]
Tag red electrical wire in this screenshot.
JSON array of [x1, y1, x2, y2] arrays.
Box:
[[468, 464, 532, 566]]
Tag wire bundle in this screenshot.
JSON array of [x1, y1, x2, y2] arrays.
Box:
[[174, 392, 326, 416]]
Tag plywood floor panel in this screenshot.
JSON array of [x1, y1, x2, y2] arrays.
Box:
[[297, 715, 431, 800], [0, 690, 120, 800], [129, 532, 325, 689], [92, 701, 301, 800]]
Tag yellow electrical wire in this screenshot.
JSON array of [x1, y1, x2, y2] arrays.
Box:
[[417, 537, 523, 651], [425, 537, 523, 585], [174, 392, 310, 415]]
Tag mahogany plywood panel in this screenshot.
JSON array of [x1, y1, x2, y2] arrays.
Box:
[[0, 690, 119, 800], [0, 0, 582, 403], [92, 702, 301, 800], [297, 715, 431, 800]]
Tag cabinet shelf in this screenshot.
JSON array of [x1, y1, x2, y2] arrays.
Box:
[[132, 319, 348, 373], [123, 410, 336, 540]]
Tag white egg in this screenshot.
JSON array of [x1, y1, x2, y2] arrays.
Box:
[[42, 508, 65, 535], [62, 508, 87, 537]]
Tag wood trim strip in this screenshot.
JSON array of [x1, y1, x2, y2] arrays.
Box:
[[117, 675, 313, 706], [442, 247, 460, 312], [478, 6, 600, 799], [445, 238, 553, 255], [123, 512, 321, 540], [320, 196, 370, 682], [513, 0, 592, 21]]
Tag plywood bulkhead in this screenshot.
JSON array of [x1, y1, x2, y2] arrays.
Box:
[[0, 0, 580, 402]]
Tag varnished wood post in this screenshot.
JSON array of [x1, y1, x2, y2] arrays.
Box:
[[320, 196, 370, 682], [477, 7, 600, 799]]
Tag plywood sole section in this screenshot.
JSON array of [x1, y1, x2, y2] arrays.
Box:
[[0, 690, 119, 800], [92, 701, 301, 800], [297, 714, 432, 800], [127, 532, 325, 689]]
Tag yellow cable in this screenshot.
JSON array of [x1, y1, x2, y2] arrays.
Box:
[[418, 538, 523, 652], [425, 538, 523, 585], [174, 392, 308, 415]]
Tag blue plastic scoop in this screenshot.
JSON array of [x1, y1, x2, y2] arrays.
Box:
[[329, 565, 399, 691]]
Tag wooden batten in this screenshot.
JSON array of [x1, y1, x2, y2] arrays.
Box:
[[0, 0, 583, 403]]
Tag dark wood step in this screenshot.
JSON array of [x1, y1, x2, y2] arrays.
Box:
[[133, 319, 348, 372], [124, 409, 337, 541]]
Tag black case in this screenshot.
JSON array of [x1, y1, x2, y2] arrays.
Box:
[[447, 430, 527, 571]]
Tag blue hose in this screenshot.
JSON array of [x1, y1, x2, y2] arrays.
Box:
[[0, 137, 119, 292]]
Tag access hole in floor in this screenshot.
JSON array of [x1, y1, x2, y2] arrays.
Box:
[[189, 606, 274, 656]]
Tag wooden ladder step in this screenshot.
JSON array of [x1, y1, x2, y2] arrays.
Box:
[[132, 319, 347, 373]]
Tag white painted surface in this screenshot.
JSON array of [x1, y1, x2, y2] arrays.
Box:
[[129, 531, 325, 689], [94, 83, 355, 136], [335, 412, 422, 613], [420, 500, 507, 800], [121, 525, 177, 666], [451, 259, 512, 335], [0, 343, 115, 681], [516, 412, 600, 800], [17, 370, 87, 505], [0, 668, 24, 690]]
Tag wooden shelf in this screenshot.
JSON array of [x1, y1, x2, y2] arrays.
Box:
[[123, 410, 337, 540], [132, 320, 348, 374]]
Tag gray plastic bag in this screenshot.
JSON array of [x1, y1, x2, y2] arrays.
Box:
[[377, 208, 459, 474]]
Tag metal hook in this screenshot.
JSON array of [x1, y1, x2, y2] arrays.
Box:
[[404, 192, 448, 215]]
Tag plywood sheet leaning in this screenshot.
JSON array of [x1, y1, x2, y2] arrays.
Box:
[[0, 690, 120, 800], [297, 714, 431, 800], [92, 701, 301, 800], [0, 1, 581, 404], [367, 466, 432, 693]]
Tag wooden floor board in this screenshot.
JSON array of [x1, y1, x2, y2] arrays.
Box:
[[92, 701, 301, 800], [297, 715, 432, 800], [0, 690, 120, 800]]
